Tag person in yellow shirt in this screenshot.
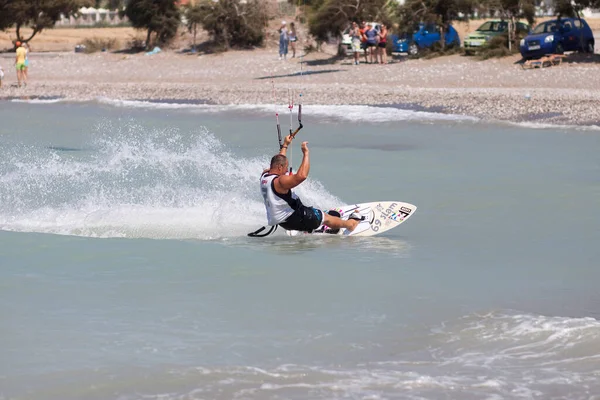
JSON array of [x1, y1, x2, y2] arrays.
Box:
[[15, 41, 27, 87]]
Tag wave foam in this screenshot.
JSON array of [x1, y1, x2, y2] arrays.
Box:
[[95, 97, 478, 123], [0, 121, 341, 240], [10, 98, 65, 104]]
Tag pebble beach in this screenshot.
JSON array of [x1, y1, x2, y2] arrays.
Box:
[[1, 43, 600, 126]]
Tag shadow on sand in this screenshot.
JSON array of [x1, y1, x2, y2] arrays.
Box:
[[563, 52, 600, 64], [256, 69, 345, 80], [515, 51, 600, 66]]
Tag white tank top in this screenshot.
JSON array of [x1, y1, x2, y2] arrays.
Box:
[[260, 173, 300, 225]]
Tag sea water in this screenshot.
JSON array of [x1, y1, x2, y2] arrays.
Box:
[[1, 99, 599, 399]]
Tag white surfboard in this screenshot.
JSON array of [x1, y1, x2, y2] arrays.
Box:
[[285, 201, 417, 237]]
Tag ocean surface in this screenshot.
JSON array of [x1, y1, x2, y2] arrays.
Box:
[[1, 99, 599, 400]]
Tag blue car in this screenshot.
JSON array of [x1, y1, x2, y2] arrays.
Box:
[[520, 18, 595, 59], [392, 23, 460, 55]]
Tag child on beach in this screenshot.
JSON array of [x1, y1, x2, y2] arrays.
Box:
[[15, 41, 27, 87]]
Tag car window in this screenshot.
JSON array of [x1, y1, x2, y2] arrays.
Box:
[[533, 21, 556, 34], [573, 19, 582, 28], [424, 24, 436, 33], [517, 23, 529, 33], [477, 21, 507, 32], [494, 21, 507, 31], [477, 21, 493, 31], [562, 20, 573, 32]]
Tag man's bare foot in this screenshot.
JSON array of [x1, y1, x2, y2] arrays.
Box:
[[346, 212, 363, 232], [346, 218, 360, 232]]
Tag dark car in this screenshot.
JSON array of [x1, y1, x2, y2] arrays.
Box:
[[520, 18, 595, 59], [392, 23, 460, 56]]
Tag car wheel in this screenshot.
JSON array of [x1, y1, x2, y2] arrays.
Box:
[[408, 43, 418, 56], [555, 43, 564, 54]]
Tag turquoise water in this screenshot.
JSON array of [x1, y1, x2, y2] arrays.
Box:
[[1, 100, 600, 399]]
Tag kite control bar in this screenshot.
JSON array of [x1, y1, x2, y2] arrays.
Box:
[[290, 103, 303, 140], [276, 113, 283, 149]]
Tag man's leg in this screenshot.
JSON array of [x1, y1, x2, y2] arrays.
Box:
[[323, 214, 359, 232]]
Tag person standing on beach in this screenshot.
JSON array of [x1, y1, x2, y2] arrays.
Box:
[[349, 21, 362, 65], [288, 22, 298, 58], [279, 21, 289, 60], [359, 21, 369, 64], [0, 64, 4, 88], [14, 41, 27, 87], [377, 24, 388, 64], [364, 24, 378, 64]]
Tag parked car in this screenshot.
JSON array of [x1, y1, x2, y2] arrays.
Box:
[[392, 23, 460, 56], [464, 20, 530, 54], [520, 17, 595, 59], [339, 22, 381, 56]]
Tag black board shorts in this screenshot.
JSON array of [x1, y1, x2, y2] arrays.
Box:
[[280, 206, 323, 232]]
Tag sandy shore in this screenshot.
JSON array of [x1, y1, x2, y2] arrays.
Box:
[[1, 46, 600, 126]]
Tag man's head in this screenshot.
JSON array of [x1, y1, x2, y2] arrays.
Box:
[[270, 154, 289, 174], [15, 41, 21, 47]]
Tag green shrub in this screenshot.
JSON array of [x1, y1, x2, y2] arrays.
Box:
[[416, 41, 461, 59], [81, 37, 119, 53], [195, 0, 270, 49], [474, 32, 529, 59]]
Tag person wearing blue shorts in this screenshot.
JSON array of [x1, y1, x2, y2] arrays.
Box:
[[260, 135, 361, 233]]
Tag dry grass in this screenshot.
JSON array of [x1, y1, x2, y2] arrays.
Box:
[[81, 37, 119, 53], [0, 27, 139, 52]]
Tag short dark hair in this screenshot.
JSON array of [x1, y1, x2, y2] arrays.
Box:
[[270, 154, 287, 169]]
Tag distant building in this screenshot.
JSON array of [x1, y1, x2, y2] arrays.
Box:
[[56, 7, 128, 26], [536, 0, 600, 17], [582, 7, 600, 18]]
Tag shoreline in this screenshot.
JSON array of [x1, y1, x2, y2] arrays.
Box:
[[5, 95, 600, 131], [1, 50, 600, 127]]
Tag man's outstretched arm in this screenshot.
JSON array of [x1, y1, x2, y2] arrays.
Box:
[[276, 141, 310, 191]]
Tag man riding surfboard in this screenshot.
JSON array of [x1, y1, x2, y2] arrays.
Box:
[[260, 135, 361, 233]]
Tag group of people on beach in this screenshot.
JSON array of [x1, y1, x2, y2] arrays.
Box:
[[349, 21, 388, 65], [1, 41, 30, 88], [278, 21, 298, 60]]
